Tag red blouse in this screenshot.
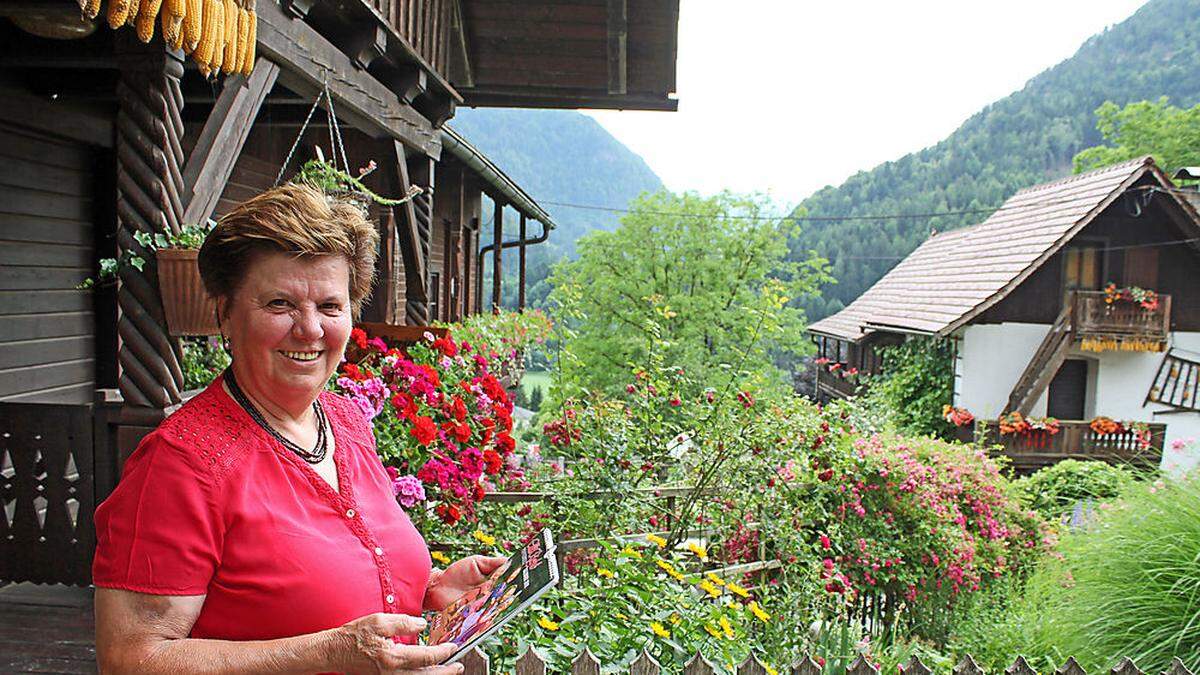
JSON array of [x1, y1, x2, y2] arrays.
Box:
[[93, 375, 431, 644]]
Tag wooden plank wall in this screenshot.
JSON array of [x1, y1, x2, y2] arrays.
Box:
[[0, 122, 102, 404]]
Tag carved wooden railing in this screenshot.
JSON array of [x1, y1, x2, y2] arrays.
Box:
[[1073, 291, 1171, 340], [978, 420, 1166, 474], [456, 646, 1195, 675]]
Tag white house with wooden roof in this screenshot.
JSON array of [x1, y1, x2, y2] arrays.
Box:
[[808, 157, 1200, 475]]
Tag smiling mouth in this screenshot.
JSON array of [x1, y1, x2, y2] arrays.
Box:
[[279, 350, 323, 362]]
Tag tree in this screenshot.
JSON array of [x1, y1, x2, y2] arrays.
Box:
[[547, 190, 830, 401], [1073, 98, 1200, 174]]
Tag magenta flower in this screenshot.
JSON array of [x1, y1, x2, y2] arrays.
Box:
[[392, 474, 426, 508]]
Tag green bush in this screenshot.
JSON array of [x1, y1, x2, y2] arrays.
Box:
[[1011, 476, 1200, 672], [1012, 459, 1139, 521], [869, 337, 956, 440], [180, 336, 229, 391]]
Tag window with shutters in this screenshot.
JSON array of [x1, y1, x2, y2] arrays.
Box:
[[1062, 241, 1106, 306]]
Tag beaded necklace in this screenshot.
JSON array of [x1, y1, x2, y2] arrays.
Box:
[[224, 368, 329, 464]]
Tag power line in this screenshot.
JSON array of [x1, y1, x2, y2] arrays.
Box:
[[537, 184, 1171, 222]]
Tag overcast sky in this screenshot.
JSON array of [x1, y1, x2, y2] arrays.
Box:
[[585, 0, 1150, 209]]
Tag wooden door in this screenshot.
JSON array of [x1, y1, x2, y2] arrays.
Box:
[[1047, 359, 1088, 420]]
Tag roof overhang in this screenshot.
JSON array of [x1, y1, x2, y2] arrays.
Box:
[[440, 126, 556, 229], [453, 0, 679, 111]]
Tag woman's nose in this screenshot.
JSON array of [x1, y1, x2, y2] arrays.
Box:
[[292, 307, 324, 341]]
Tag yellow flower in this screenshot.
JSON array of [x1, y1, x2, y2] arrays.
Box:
[[650, 622, 670, 639], [615, 612, 628, 621], [766, 665, 779, 675], [726, 581, 751, 598], [699, 580, 722, 598], [430, 550, 451, 565], [705, 572, 726, 587], [685, 541, 708, 561], [704, 624, 722, 639], [719, 615, 735, 639], [597, 567, 615, 578], [538, 616, 560, 631], [472, 530, 496, 546], [748, 601, 771, 623], [621, 545, 643, 559], [646, 533, 668, 548], [654, 558, 685, 581], [726, 601, 740, 611], [669, 613, 681, 625]]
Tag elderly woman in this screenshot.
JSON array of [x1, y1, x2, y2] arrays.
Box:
[[93, 184, 502, 674]]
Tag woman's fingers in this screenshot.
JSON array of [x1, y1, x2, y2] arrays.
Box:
[[388, 641, 460, 671], [476, 556, 508, 574], [376, 613, 428, 637]]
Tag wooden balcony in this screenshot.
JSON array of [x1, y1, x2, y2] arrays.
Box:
[[1072, 290, 1171, 341], [977, 420, 1166, 475], [815, 368, 859, 401]]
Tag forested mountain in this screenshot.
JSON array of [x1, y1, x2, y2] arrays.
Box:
[[790, 0, 1200, 321], [446, 109, 662, 309]]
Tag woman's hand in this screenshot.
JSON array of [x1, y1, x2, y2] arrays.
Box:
[[423, 555, 509, 612], [329, 613, 463, 674]]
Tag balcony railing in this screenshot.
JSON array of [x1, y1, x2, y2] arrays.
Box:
[[977, 419, 1166, 474], [1072, 290, 1171, 340], [366, 0, 456, 76]]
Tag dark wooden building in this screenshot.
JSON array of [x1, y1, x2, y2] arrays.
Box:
[[0, 0, 680, 597]]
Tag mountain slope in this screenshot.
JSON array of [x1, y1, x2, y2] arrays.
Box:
[[447, 108, 663, 255], [791, 0, 1200, 320]]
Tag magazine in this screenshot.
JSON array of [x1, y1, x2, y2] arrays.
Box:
[[427, 529, 559, 665]]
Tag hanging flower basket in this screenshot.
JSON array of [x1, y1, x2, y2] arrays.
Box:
[[157, 248, 219, 336]]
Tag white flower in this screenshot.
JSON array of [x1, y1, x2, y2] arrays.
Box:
[[423, 331, 435, 342]]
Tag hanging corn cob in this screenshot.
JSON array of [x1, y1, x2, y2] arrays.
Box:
[[106, 0, 134, 28], [220, 0, 239, 74], [240, 2, 257, 76], [194, 0, 223, 76], [84, 0, 256, 75], [182, 0, 203, 52], [80, 0, 102, 20], [135, 0, 164, 43]]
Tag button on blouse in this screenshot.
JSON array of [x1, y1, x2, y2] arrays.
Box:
[[92, 376, 432, 644]]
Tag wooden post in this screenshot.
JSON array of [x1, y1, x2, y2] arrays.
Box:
[[113, 39, 188, 460], [492, 199, 503, 313], [518, 213, 527, 312]]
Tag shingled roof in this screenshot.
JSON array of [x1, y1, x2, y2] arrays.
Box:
[[808, 156, 1198, 342]]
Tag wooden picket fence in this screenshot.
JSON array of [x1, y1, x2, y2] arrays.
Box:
[[456, 646, 1197, 675]]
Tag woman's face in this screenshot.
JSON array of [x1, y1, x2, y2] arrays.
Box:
[[220, 251, 353, 408]]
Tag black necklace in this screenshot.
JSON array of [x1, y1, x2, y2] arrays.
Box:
[[224, 368, 329, 464]]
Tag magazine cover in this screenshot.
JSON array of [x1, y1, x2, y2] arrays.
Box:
[[427, 529, 559, 664]]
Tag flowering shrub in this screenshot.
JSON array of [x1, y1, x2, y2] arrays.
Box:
[[438, 309, 552, 385], [333, 327, 522, 528]]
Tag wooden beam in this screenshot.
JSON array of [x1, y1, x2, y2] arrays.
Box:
[[606, 0, 627, 95], [380, 64, 428, 104], [518, 213, 527, 312], [393, 140, 427, 301], [492, 200, 503, 312], [350, 24, 389, 70], [255, 0, 441, 158], [180, 59, 279, 227]]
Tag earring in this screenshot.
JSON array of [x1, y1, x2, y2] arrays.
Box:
[[221, 333, 232, 354]]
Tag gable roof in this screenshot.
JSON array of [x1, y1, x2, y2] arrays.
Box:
[[808, 156, 1200, 342]]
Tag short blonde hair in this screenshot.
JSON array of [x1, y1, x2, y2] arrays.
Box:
[[199, 184, 379, 317]]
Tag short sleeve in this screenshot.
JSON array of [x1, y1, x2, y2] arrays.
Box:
[[92, 431, 225, 595]]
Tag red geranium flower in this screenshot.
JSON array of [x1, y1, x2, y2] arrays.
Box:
[[450, 395, 468, 422], [482, 449, 503, 475], [410, 416, 438, 446], [495, 432, 515, 455], [350, 327, 368, 350], [452, 423, 472, 443], [432, 337, 458, 358]]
